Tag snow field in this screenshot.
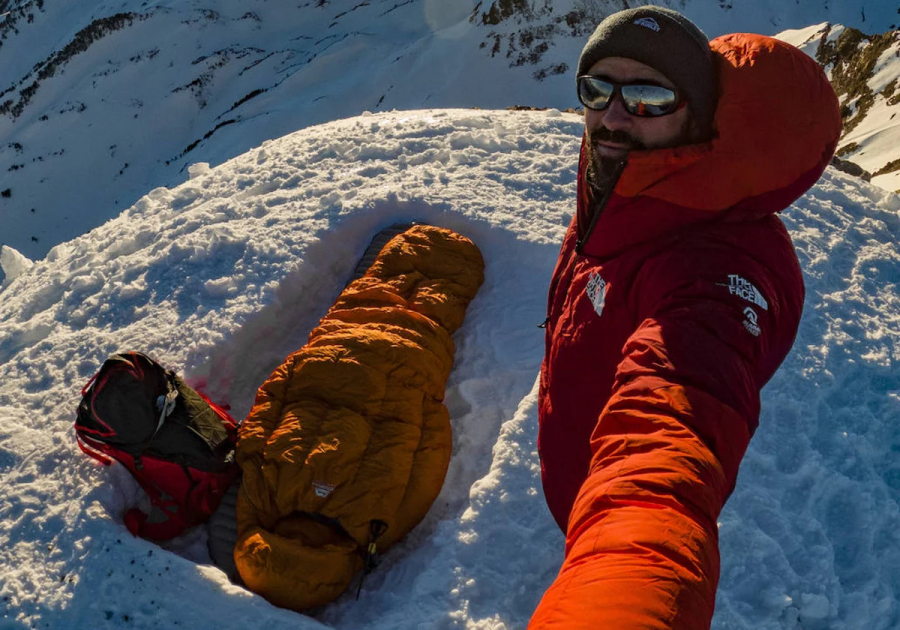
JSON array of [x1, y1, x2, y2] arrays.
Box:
[[0, 109, 898, 628]]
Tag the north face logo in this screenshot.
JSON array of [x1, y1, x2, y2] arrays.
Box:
[[585, 271, 608, 317], [726, 275, 768, 310], [633, 17, 661, 32], [743, 307, 762, 337]]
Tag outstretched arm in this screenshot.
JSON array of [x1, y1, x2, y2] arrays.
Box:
[[530, 243, 802, 629]]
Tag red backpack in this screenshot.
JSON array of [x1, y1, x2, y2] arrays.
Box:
[[74, 351, 240, 541]]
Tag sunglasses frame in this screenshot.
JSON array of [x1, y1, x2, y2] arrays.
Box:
[[576, 75, 685, 118]]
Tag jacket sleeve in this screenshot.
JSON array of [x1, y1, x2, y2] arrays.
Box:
[[529, 241, 803, 629]]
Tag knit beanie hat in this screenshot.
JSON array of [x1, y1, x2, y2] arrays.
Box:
[[577, 6, 717, 138]]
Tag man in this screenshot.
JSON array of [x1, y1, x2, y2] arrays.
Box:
[[532, 6, 840, 629]]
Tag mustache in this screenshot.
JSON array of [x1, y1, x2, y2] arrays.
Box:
[[586, 126, 645, 151]]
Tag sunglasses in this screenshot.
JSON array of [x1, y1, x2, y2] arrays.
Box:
[[576, 75, 684, 117]]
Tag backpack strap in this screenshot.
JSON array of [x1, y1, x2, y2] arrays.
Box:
[[154, 383, 179, 436], [80, 372, 98, 397], [75, 432, 113, 466], [133, 372, 179, 456]]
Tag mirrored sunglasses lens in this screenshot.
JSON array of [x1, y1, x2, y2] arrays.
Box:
[[620, 85, 678, 116], [578, 78, 614, 110]]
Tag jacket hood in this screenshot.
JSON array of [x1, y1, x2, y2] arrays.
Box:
[[577, 33, 841, 257]]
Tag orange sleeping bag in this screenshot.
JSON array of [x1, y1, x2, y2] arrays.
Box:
[[233, 225, 484, 610]]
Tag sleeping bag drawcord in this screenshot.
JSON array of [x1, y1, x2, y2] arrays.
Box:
[[356, 520, 389, 600]]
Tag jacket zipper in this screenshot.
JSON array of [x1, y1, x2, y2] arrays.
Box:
[[543, 158, 626, 330], [575, 159, 626, 255]]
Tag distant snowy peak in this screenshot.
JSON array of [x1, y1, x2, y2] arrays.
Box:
[[1, 0, 900, 260], [778, 22, 900, 192], [1, 0, 474, 259], [473, 0, 898, 78], [470, 0, 631, 81], [1, 12, 147, 119]]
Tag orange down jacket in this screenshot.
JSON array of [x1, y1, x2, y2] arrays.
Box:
[[233, 225, 484, 611], [532, 35, 841, 628]]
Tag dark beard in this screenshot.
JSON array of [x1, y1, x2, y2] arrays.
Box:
[[585, 146, 624, 192], [584, 126, 642, 191]]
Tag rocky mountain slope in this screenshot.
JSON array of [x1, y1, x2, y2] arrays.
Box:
[[0, 0, 897, 261], [779, 22, 900, 193]]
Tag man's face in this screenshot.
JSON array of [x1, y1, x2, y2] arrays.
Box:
[[583, 56, 692, 183]]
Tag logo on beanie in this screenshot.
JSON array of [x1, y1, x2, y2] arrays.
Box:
[[633, 17, 661, 32]]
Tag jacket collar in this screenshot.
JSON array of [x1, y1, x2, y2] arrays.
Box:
[[577, 33, 841, 259]]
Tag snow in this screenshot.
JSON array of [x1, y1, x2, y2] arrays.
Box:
[[682, 0, 894, 38], [0, 245, 34, 288], [776, 22, 830, 58], [865, 40, 900, 95], [1, 108, 900, 628]]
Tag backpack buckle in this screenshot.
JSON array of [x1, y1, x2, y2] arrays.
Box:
[[155, 388, 178, 433]]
